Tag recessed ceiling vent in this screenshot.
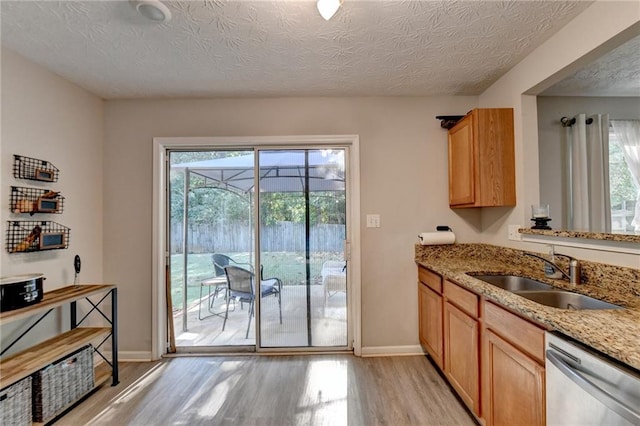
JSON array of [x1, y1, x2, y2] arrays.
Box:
[[130, 0, 172, 23]]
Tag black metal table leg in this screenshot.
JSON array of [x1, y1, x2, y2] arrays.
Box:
[[70, 301, 77, 329], [111, 288, 119, 386]]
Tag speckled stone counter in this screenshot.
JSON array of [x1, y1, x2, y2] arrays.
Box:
[[415, 243, 640, 371], [519, 228, 640, 243]]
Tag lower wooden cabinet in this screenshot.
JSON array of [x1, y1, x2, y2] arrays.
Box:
[[444, 301, 480, 415], [417, 266, 546, 425], [482, 301, 546, 426], [418, 281, 443, 369], [483, 330, 545, 426]]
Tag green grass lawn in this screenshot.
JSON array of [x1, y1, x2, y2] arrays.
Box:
[[170, 251, 342, 310]]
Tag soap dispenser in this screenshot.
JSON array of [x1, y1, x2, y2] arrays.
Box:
[[545, 245, 563, 279]]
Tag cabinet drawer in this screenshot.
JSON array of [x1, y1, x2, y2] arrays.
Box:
[[484, 302, 545, 363], [418, 266, 442, 294], [444, 280, 478, 318]]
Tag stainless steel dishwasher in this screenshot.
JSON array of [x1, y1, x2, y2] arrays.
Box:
[[546, 332, 640, 426]]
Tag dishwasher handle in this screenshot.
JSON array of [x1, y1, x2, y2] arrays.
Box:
[[546, 350, 640, 424]]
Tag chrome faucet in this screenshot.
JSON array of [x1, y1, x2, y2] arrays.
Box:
[[524, 252, 582, 285]]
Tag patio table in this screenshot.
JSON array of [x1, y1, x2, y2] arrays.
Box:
[[199, 276, 228, 320]]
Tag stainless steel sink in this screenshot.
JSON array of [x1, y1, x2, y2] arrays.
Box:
[[472, 274, 555, 291], [516, 291, 622, 310], [470, 274, 622, 310]]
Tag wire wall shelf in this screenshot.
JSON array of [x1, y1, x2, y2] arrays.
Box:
[[6, 221, 70, 253], [13, 155, 59, 182], [10, 186, 64, 215]]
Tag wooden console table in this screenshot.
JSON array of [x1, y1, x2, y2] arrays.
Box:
[[0, 284, 119, 418]]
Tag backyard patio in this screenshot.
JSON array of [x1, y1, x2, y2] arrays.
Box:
[[173, 282, 347, 348]]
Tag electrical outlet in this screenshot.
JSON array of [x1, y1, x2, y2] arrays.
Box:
[[366, 214, 381, 228], [508, 224, 522, 241]]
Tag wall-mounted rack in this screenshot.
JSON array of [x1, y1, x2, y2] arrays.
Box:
[[435, 115, 465, 130], [6, 221, 70, 253], [13, 154, 59, 183], [10, 186, 64, 214]]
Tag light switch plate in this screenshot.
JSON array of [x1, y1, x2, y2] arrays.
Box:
[[366, 214, 381, 228], [508, 224, 522, 241]]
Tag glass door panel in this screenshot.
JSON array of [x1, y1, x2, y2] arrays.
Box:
[[258, 149, 347, 348], [169, 150, 256, 349], [167, 147, 349, 351]]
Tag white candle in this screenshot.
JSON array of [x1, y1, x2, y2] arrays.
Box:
[[532, 205, 549, 218]]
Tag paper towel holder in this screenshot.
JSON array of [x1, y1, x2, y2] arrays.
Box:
[[418, 226, 453, 243]]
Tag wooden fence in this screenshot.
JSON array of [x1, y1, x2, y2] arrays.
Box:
[[171, 222, 345, 253]]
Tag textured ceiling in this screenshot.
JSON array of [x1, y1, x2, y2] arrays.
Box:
[[540, 34, 640, 97], [1, 0, 593, 99]]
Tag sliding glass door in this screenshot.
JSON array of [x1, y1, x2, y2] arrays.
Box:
[[258, 149, 348, 348], [168, 147, 348, 350]]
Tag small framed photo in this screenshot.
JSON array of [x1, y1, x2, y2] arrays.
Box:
[[36, 197, 60, 213], [35, 168, 56, 182], [39, 232, 66, 250]]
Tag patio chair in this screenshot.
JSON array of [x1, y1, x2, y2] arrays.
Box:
[[198, 254, 251, 320], [212, 253, 252, 276], [222, 265, 282, 338], [214, 253, 278, 283], [321, 260, 347, 310]]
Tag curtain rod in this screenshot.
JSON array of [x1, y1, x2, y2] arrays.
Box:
[[560, 116, 594, 127]]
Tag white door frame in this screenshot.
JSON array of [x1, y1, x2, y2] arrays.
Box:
[[151, 135, 361, 359]]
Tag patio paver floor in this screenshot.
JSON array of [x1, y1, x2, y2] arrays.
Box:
[[173, 284, 347, 348]]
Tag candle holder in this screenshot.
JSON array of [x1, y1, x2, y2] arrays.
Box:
[[531, 217, 552, 230], [531, 204, 552, 230]]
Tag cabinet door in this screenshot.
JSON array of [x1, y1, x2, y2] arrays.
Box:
[[475, 108, 516, 207], [444, 302, 480, 415], [484, 330, 545, 426], [418, 282, 443, 369], [448, 114, 475, 206]]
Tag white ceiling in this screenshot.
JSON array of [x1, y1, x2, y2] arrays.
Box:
[[1, 0, 594, 100], [540, 34, 640, 97]]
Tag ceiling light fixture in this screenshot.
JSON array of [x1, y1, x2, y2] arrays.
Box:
[[317, 0, 342, 21], [130, 0, 172, 23]]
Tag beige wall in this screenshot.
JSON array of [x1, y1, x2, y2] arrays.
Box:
[[103, 96, 479, 353], [478, 1, 640, 268], [1, 47, 104, 354]]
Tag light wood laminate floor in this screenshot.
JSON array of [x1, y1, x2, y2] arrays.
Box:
[[59, 355, 476, 426]]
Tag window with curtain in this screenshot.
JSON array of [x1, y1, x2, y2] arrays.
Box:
[[609, 120, 640, 233]]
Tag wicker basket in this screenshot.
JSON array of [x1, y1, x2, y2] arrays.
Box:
[[33, 345, 94, 423], [0, 376, 32, 426]]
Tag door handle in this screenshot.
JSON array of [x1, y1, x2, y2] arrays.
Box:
[[343, 239, 351, 262]]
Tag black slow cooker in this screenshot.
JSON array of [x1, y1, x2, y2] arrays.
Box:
[[0, 273, 44, 312]]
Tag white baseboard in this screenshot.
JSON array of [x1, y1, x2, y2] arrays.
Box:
[[360, 345, 425, 357], [117, 351, 153, 362]]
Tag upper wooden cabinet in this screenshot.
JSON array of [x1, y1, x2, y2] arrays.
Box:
[[448, 108, 516, 208]]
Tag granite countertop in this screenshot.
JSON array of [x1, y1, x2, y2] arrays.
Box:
[[415, 243, 640, 371], [519, 228, 640, 244]]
